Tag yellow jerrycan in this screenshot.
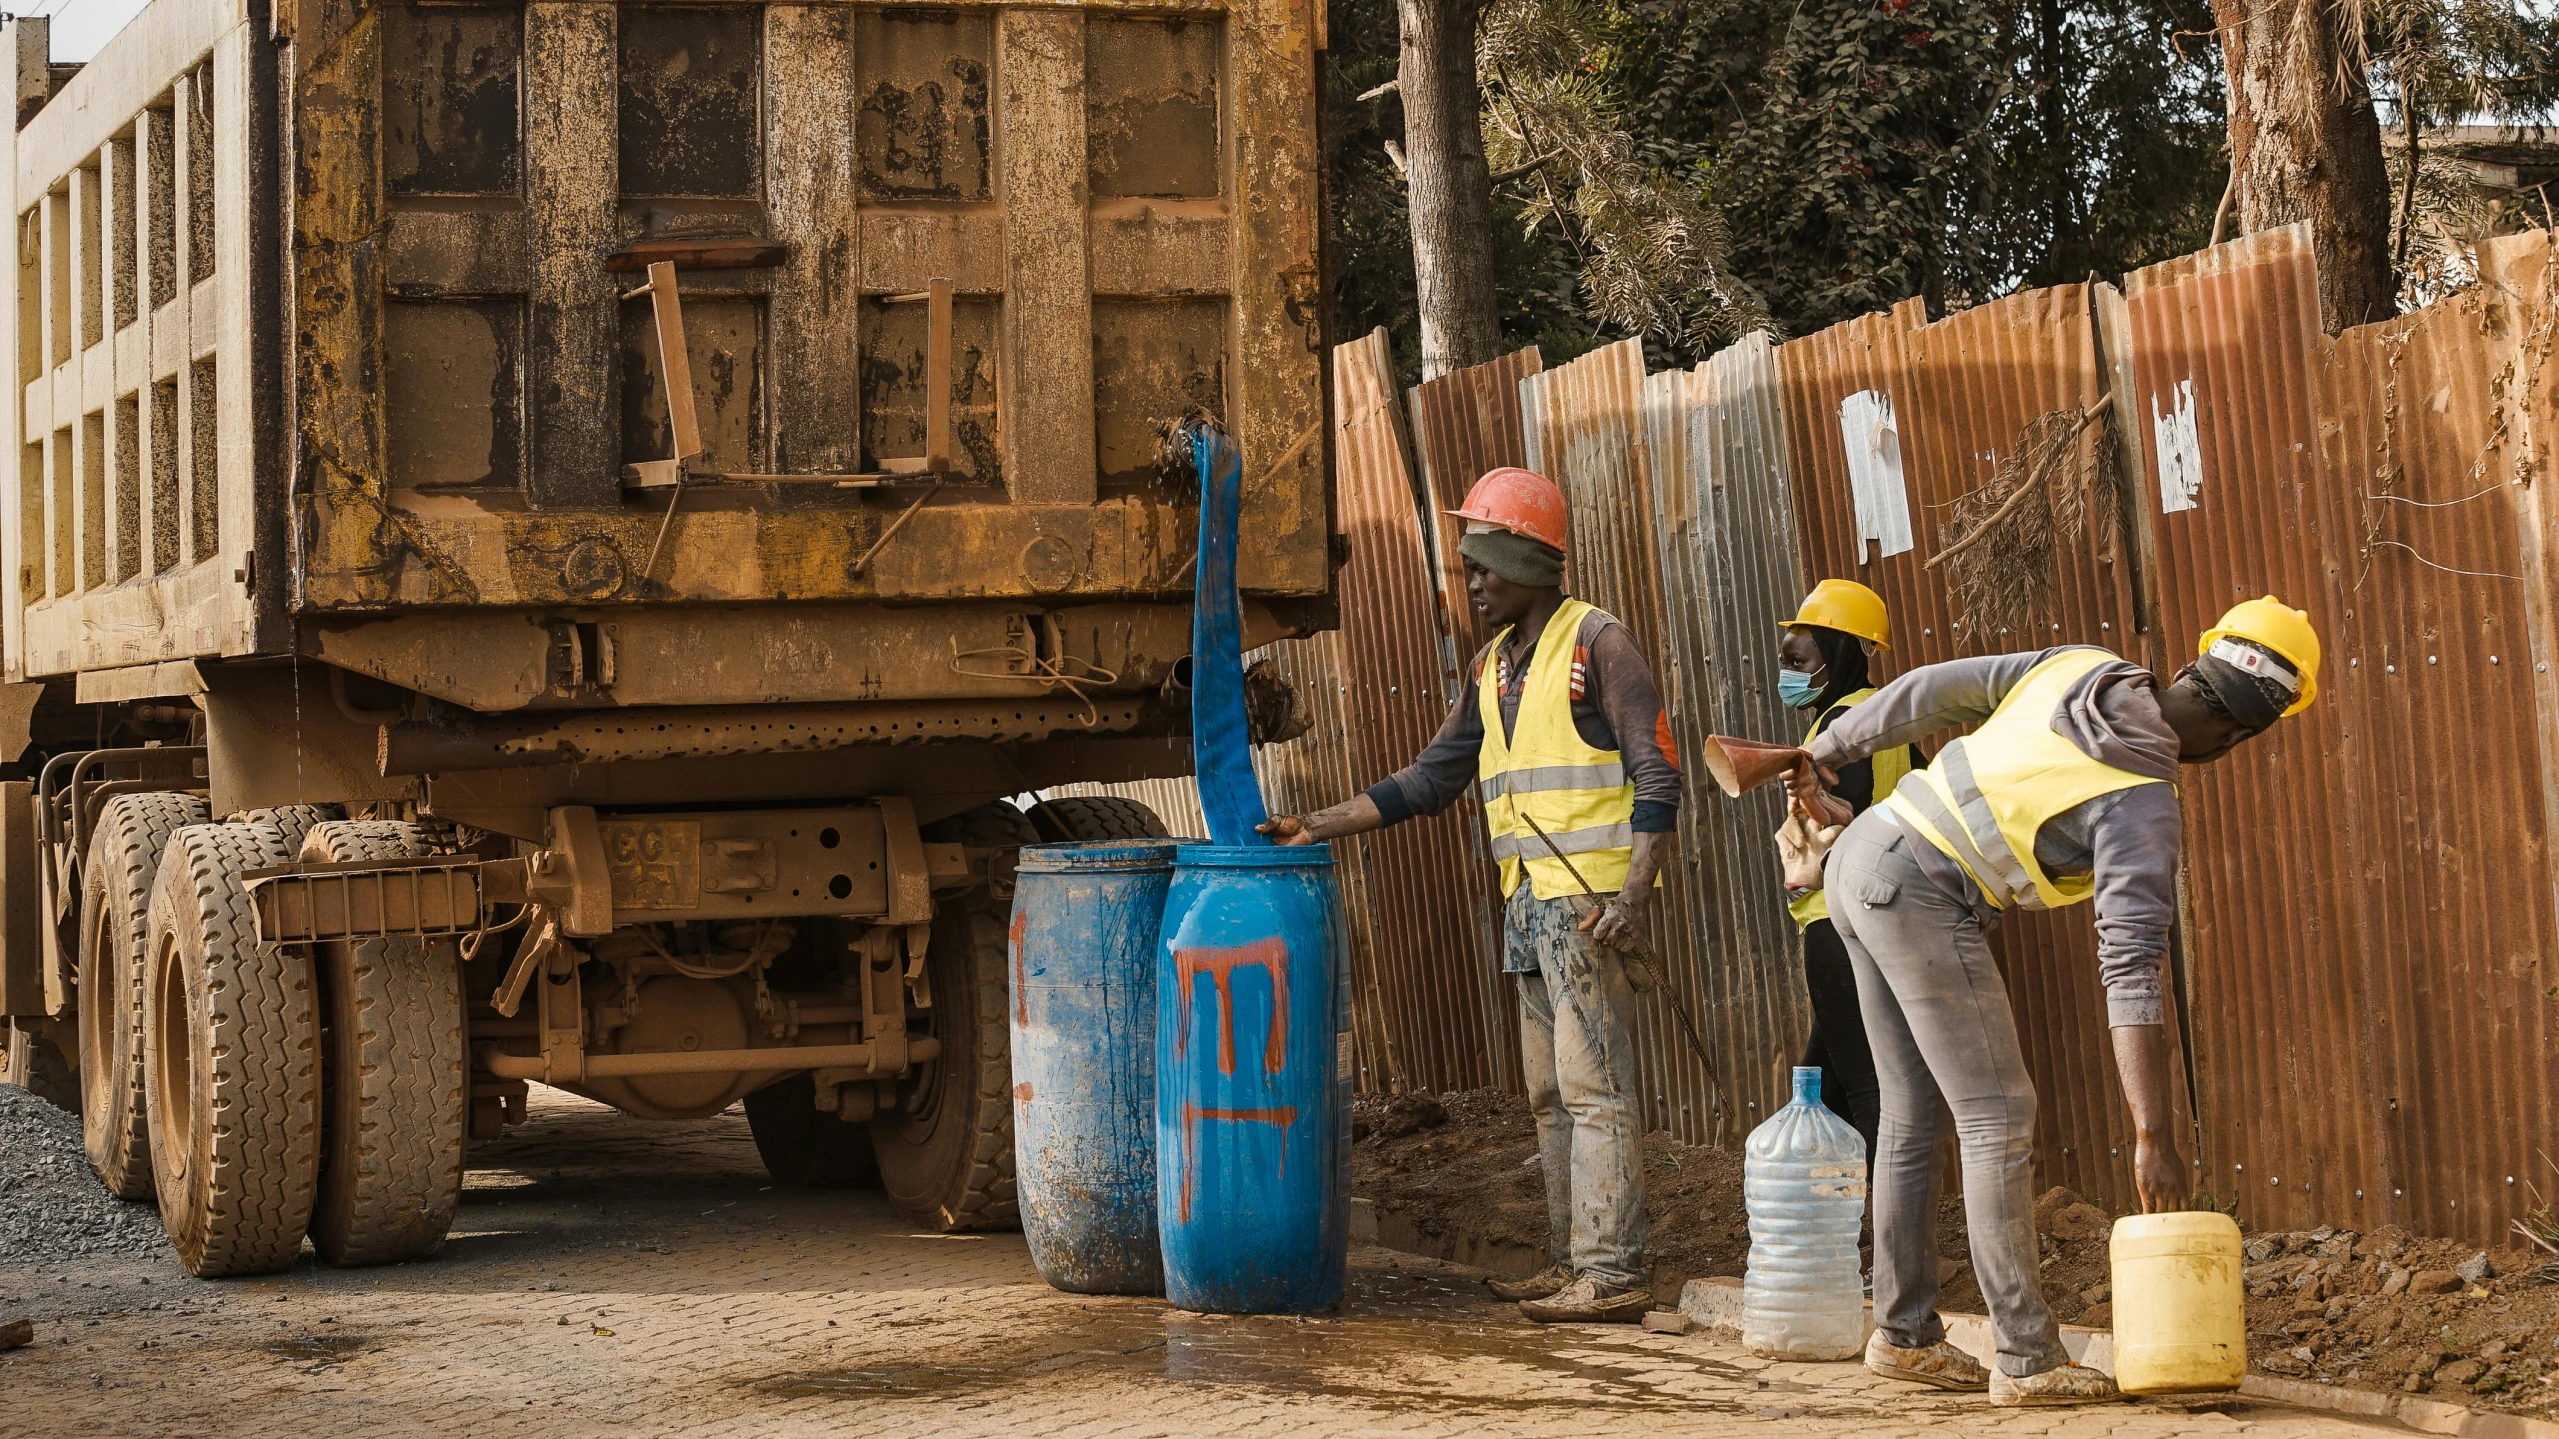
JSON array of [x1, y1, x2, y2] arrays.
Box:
[[2109, 1211, 2247, 1394]]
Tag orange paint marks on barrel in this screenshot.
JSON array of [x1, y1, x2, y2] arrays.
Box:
[[1009, 909, 1031, 1026], [1173, 938, 1289, 1076]]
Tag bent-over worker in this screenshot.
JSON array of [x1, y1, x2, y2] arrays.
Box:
[[1258, 466, 1678, 1324], [1788, 598, 2320, 1405], [1772, 579, 1923, 1167]]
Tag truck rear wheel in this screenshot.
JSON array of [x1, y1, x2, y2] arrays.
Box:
[[1027, 795, 1173, 842], [144, 822, 319, 1277], [745, 1073, 883, 1188], [301, 822, 467, 1268], [871, 803, 1037, 1231], [78, 791, 209, 1197]]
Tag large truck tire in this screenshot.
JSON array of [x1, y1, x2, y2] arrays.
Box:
[[745, 1074, 884, 1189], [1027, 795, 1173, 843], [300, 822, 467, 1268], [5, 1021, 80, 1113], [871, 803, 1038, 1231], [143, 822, 319, 1277], [78, 791, 209, 1197]]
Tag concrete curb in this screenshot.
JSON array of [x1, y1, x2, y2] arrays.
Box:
[[1676, 1277, 2558, 1439]]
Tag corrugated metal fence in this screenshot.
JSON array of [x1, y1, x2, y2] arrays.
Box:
[[1073, 223, 2556, 1245]]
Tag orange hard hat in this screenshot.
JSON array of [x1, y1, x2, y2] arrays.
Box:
[[1446, 467, 1569, 553]]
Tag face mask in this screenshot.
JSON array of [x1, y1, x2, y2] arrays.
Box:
[[1778, 669, 1823, 709]]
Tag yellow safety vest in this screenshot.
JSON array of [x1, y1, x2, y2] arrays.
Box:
[[1884, 647, 2171, 911], [1787, 688, 1911, 931], [1476, 598, 1648, 900]]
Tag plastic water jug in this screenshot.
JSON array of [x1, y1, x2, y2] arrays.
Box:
[[1741, 1066, 1869, 1359], [2110, 1211, 2246, 1393]]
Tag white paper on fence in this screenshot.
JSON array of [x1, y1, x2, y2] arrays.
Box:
[[1837, 389, 1913, 561], [2152, 378, 2203, 514]]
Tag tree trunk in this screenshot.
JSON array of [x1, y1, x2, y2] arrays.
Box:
[[2211, 0, 2397, 331], [1396, 0, 1504, 379]]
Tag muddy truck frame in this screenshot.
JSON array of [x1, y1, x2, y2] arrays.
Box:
[[0, 0, 1327, 1275]]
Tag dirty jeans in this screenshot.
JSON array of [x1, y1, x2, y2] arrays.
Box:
[[1507, 884, 1648, 1291], [1823, 808, 2067, 1379]]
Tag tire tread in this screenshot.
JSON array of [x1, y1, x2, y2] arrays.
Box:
[[147, 822, 317, 1278], [80, 791, 209, 1198], [300, 821, 466, 1267]]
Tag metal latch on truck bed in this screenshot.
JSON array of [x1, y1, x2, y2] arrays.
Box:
[[618, 262, 955, 492]]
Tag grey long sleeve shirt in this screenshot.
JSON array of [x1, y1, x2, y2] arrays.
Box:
[[1364, 606, 1682, 834], [1805, 647, 2182, 1028]]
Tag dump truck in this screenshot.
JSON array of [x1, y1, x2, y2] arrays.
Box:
[[0, 0, 1328, 1276]]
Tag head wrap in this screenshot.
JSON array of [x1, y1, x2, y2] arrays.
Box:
[[2186, 636, 2299, 732], [1459, 527, 1565, 588], [1807, 625, 1873, 710]]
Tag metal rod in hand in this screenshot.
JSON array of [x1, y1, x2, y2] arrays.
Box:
[[1518, 812, 1734, 1146]]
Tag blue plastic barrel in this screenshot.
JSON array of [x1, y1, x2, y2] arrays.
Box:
[[1154, 844, 1350, 1314], [1010, 839, 1183, 1296]]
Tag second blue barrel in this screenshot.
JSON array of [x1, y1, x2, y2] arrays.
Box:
[[1155, 843, 1350, 1314], [1011, 838, 1182, 1296]]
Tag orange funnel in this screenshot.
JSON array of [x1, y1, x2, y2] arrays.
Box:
[[1704, 735, 1856, 827], [1703, 735, 1810, 798]]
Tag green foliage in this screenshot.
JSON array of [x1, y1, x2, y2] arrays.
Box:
[[1479, 0, 1767, 352], [2368, 0, 2559, 305], [1977, 0, 2231, 292], [1321, 0, 1605, 382]]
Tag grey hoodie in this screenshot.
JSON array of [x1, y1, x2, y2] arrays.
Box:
[[1804, 646, 2181, 1028]]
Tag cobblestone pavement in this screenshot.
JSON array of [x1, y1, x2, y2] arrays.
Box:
[[1, 1094, 2399, 1438]]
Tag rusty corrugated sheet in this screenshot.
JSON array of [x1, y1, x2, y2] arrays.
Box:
[[1777, 283, 2182, 1213], [1520, 339, 1724, 1141], [1405, 347, 1546, 1094], [1328, 328, 1509, 1092], [1644, 333, 1811, 1130], [2124, 226, 2386, 1233], [2127, 224, 2559, 1243]]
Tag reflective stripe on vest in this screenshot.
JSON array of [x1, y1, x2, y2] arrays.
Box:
[[1787, 688, 1911, 932], [1882, 647, 2170, 912], [1476, 597, 1644, 900]]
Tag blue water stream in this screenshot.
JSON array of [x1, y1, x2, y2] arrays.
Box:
[[1189, 424, 1271, 846]]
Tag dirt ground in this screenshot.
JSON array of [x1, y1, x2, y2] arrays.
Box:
[[0, 1089, 2413, 1439], [1350, 1089, 2559, 1421]]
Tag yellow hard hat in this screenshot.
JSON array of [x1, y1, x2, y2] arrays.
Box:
[[2198, 596, 2320, 716], [1780, 579, 1890, 650]]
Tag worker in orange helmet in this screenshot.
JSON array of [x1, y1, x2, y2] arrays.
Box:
[[1259, 466, 1680, 1325]]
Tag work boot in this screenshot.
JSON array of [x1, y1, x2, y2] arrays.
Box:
[[1485, 1263, 1572, 1302], [1863, 1331, 1990, 1391], [1519, 1275, 1650, 1324], [1989, 1362, 2121, 1407]]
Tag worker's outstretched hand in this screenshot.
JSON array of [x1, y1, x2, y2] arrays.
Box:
[[1256, 815, 1319, 845], [2132, 1133, 2187, 1214]]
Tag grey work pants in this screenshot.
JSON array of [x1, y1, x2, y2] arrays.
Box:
[[1507, 884, 1649, 1291], [1823, 808, 2067, 1378]]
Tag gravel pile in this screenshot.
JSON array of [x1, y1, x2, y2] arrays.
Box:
[[0, 1085, 171, 1262]]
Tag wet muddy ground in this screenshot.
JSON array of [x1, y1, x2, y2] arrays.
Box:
[[1353, 1089, 2559, 1423], [0, 1091, 2415, 1437]]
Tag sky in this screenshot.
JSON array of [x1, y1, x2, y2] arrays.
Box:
[[20, 0, 155, 63]]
